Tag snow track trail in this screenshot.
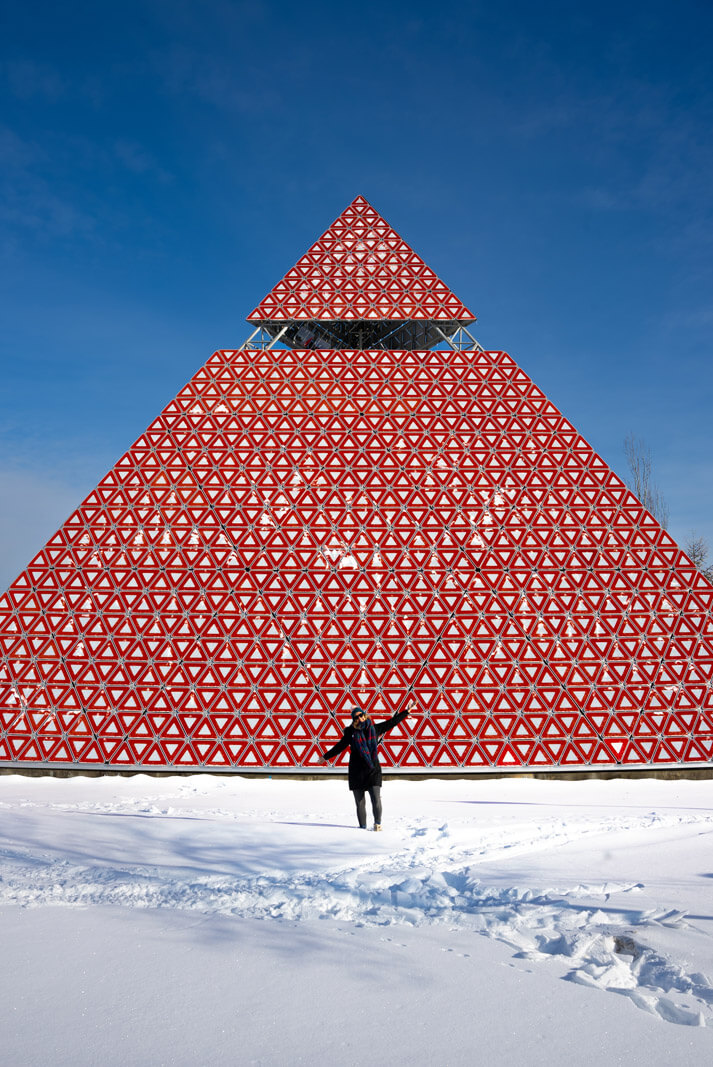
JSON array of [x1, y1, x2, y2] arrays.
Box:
[[2, 775, 713, 1030]]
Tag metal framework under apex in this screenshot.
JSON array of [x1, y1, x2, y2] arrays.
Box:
[[243, 320, 481, 351]]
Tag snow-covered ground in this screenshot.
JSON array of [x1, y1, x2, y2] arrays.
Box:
[[2, 773, 713, 1065]]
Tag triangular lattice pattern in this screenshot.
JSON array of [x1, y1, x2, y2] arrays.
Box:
[[2, 346, 712, 772], [247, 195, 475, 324]]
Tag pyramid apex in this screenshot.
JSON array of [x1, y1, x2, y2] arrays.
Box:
[[247, 197, 476, 350]]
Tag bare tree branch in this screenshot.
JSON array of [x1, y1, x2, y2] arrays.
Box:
[[623, 434, 669, 528], [684, 532, 713, 583], [684, 533, 709, 569]]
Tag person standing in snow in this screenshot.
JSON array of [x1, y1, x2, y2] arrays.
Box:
[[320, 698, 415, 830]]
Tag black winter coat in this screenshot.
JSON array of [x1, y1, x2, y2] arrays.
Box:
[[322, 709, 409, 789]]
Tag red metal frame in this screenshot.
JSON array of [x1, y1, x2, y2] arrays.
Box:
[[1, 201, 712, 773]]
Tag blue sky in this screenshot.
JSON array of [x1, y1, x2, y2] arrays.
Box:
[[1, 0, 712, 591]]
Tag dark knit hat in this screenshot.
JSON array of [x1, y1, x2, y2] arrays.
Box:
[[351, 707, 364, 720]]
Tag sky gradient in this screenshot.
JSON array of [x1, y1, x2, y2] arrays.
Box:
[[1, 0, 712, 591]]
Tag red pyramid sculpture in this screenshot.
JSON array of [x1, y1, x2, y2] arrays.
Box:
[[1, 198, 712, 773]]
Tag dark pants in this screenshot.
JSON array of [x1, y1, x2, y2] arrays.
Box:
[[352, 786, 382, 828]]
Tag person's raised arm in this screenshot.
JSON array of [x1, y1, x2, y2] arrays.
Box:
[[320, 728, 350, 763], [375, 697, 416, 736]]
